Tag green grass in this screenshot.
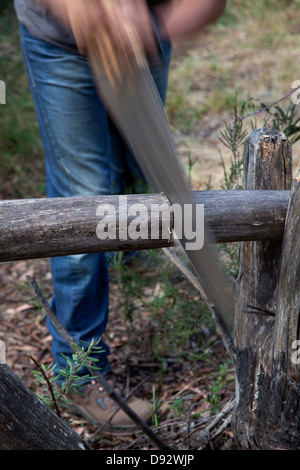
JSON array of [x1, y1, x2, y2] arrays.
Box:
[[0, 6, 45, 199], [109, 251, 214, 367]]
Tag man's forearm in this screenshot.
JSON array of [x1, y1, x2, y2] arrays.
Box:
[[157, 0, 227, 42]]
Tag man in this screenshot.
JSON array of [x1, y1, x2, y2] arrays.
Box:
[[14, 0, 227, 432]]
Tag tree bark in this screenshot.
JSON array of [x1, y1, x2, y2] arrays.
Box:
[[232, 126, 300, 449], [0, 364, 88, 450], [0, 190, 289, 262]]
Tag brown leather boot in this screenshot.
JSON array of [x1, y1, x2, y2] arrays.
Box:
[[62, 379, 151, 433]]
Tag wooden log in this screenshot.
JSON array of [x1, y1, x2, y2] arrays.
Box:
[[234, 127, 292, 354], [0, 364, 88, 450], [197, 189, 289, 243], [237, 170, 300, 450], [273, 166, 300, 377], [271, 166, 300, 447], [0, 190, 289, 262], [232, 126, 300, 449]]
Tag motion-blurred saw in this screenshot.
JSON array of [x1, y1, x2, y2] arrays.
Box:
[[84, 13, 235, 339]]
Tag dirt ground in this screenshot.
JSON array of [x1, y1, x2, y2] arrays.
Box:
[[0, 253, 236, 450]]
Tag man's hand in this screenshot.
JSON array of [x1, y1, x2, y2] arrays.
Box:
[[40, 0, 157, 56]]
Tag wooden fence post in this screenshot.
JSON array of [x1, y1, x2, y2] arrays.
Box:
[[271, 164, 300, 448], [232, 126, 300, 449], [1, 125, 300, 450]]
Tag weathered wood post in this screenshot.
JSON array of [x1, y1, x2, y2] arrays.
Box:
[[272, 165, 300, 448], [232, 125, 300, 449], [0, 191, 290, 262], [0, 364, 88, 450]]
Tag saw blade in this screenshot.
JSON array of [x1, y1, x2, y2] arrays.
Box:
[[87, 37, 234, 338]]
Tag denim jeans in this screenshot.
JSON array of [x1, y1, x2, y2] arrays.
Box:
[[19, 22, 171, 382]]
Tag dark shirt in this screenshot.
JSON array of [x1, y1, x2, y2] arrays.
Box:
[[14, 0, 170, 54]]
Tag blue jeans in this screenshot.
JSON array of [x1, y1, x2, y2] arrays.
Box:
[[19, 23, 171, 382]]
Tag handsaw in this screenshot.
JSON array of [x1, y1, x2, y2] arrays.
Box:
[[85, 18, 235, 339]]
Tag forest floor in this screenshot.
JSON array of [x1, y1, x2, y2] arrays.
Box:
[[1, 1, 300, 451], [0, 253, 236, 450]]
